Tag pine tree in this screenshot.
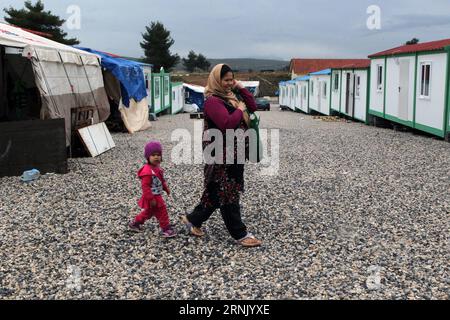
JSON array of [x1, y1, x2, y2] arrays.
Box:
[[182, 51, 198, 73], [196, 54, 211, 72], [406, 38, 420, 45], [3, 0, 80, 45], [140, 21, 180, 72]]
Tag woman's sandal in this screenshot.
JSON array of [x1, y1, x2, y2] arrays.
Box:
[[237, 234, 262, 248], [180, 216, 205, 237]]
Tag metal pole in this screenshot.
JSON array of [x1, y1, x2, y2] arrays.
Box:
[[57, 51, 81, 108], [80, 57, 100, 120]]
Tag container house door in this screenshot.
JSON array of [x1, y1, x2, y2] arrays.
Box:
[[164, 76, 170, 109], [398, 60, 410, 121], [154, 76, 161, 113], [318, 81, 322, 111], [345, 73, 355, 116]]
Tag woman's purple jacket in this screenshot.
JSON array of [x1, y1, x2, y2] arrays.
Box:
[[203, 88, 257, 131]]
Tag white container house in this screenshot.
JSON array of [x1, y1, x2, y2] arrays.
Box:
[[279, 81, 288, 109], [140, 63, 153, 108], [368, 39, 450, 139], [152, 67, 171, 115], [294, 76, 310, 114], [287, 80, 297, 111], [330, 62, 371, 123], [171, 82, 184, 115], [309, 69, 332, 116]]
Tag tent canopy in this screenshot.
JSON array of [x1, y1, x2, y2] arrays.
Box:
[[0, 22, 99, 60], [77, 47, 147, 107], [0, 22, 110, 146]]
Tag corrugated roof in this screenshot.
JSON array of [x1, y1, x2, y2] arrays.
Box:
[[310, 68, 331, 76], [334, 60, 371, 69], [369, 39, 450, 58], [290, 59, 371, 75]]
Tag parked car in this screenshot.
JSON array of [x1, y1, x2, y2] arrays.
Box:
[[255, 97, 271, 111]]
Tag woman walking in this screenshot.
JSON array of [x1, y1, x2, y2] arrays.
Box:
[[181, 64, 262, 248]]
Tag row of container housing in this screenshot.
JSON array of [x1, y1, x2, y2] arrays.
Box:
[[280, 38, 450, 140]]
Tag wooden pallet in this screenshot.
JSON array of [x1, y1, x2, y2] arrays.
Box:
[[190, 112, 204, 120]]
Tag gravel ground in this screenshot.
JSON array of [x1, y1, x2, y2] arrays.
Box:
[[0, 106, 449, 300]]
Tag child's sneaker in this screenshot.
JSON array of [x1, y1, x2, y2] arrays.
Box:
[[162, 227, 177, 238], [129, 221, 144, 233]]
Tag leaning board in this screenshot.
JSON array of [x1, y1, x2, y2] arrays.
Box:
[[78, 123, 115, 157]]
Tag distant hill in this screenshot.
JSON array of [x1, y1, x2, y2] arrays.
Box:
[[119, 57, 290, 73], [175, 58, 289, 72]]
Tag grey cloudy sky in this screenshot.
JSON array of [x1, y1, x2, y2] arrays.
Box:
[[2, 0, 450, 60]]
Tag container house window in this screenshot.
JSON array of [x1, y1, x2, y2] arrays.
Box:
[[164, 77, 169, 95], [155, 78, 160, 98], [377, 65, 383, 91], [311, 82, 314, 95], [420, 62, 431, 98], [355, 76, 361, 98], [323, 82, 327, 98], [303, 86, 307, 97], [334, 74, 339, 91]]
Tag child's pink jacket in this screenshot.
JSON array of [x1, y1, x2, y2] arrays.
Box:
[[137, 164, 169, 209]]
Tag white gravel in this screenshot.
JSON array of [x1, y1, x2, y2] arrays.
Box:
[[0, 106, 449, 300]]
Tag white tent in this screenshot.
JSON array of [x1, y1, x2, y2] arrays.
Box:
[[0, 22, 110, 146]]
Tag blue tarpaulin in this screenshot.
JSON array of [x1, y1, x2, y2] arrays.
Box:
[[183, 84, 205, 111], [77, 47, 147, 107]]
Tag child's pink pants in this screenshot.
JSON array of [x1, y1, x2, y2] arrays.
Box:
[[134, 196, 170, 230]]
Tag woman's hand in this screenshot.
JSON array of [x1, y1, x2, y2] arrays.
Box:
[[233, 80, 244, 90], [150, 199, 157, 208]]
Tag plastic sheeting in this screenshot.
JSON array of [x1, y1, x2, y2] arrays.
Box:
[[183, 83, 205, 111], [77, 47, 147, 107]]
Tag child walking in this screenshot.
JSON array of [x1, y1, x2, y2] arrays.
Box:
[[129, 141, 177, 238]]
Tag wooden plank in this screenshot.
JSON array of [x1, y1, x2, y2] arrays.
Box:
[[0, 119, 68, 177], [77, 122, 115, 157]]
